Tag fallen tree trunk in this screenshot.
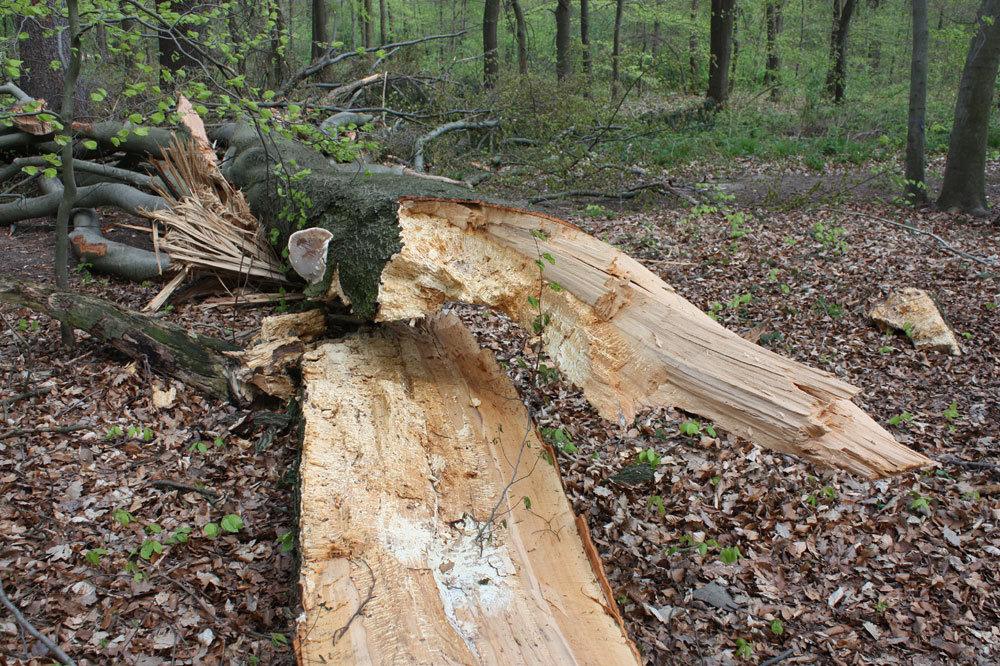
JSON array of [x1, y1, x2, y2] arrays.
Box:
[[226, 125, 930, 479], [0, 275, 309, 404], [297, 314, 641, 664]]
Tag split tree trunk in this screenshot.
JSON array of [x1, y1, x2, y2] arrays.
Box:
[[296, 315, 641, 664], [225, 124, 930, 479]]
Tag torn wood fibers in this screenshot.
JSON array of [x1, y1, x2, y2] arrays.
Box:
[[296, 198, 930, 665]]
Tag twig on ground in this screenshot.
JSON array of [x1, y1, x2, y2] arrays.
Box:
[[0, 577, 77, 666], [413, 119, 499, 172], [0, 421, 88, 440], [761, 648, 795, 666], [146, 479, 220, 500], [813, 207, 997, 267], [0, 386, 51, 407]]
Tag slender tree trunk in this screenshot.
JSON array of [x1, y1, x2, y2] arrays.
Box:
[[484, 0, 501, 87], [158, 0, 200, 86], [312, 0, 330, 62], [581, 0, 591, 80], [612, 0, 625, 95], [905, 0, 928, 204], [765, 0, 783, 100], [937, 0, 1000, 215], [706, 0, 735, 106], [56, 0, 82, 347], [689, 0, 699, 90], [362, 0, 374, 47], [825, 0, 858, 103], [380, 0, 388, 44], [556, 0, 572, 81], [728, 6, 740, 95], [510, 0, 528, 75]]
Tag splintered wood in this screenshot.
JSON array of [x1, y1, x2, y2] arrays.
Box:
[[372, 199, 930, 479], [297, 316, 640, 665]]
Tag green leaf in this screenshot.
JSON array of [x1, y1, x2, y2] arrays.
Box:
[[82, 139, 98, 150], [271, 632, 288, 646], [84, 548, 108, 565], [527, 295, 539, 309], [548, 281, 563, 292], [220, 514, 243, 533], [522, 496, 532, 510], [203, 522, 220, 537], [20, 165, 38, 176], [679, 420, 700, 436]]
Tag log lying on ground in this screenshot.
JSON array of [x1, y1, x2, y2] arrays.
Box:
[[228, 124, 930, 478], [0, 275, 307, 404], [297, 314, 640, 665]]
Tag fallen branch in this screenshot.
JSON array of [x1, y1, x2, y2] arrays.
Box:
[[146, 478, 220, 500], [529, 189, 639, 204], [0, 182, 168, 225], [0, 576, 78, 666], [0, 156, 159, 189], [277, 31, 465, 99], [0, 421, 88, 440], [413, 119, 499, 172], [813, 207, 997, 267], [0, 386, 52, 408]]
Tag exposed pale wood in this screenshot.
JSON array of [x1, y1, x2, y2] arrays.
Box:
[[364, 198, 931, 479], [296, 315, 641, 665], [224, 338, 306, 401], [869, 288, 961, 356], [259, 308, 326, 343]]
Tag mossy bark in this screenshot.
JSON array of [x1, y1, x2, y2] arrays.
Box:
[[225, 122, 502, 319], [0, 275, 238, 398]]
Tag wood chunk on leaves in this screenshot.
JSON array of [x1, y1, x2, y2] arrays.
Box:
[[869, 288, 961, 356]]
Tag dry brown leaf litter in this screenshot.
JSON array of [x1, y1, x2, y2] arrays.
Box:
[[1, 191, 998, 665]]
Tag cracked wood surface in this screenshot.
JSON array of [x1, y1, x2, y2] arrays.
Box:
[[370, 198, 930, 478], [296, 315, 640, 665]]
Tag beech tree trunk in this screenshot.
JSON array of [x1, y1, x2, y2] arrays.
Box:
[[765, 0, 783, 100], [555, 0, 571, 81], [706, 0, 735, 106], [689, 0, 700, 90], [311, 0, 330, 62], [581, 0, 591, 80], [905, 0, 928, 204], [362, 0, 374, 47], [483, 0, 501, 87], [612, 0, 625, 96], [825, 0, 858, 103], [936, 0, 1000, 216], [18, 2, 66, 107], [511, 0, 529, 75]]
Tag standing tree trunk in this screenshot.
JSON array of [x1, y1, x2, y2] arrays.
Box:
[[689, 0, 699, 90], [311, 0, 330, 62], [706, 0, 735, 106], [362, 0, 374, 47], [825, 0, 858, 103], [379, 0, 388, 45], [18, 3, 66, 107], [728, 5, 740, 95], [510, 0, 529, 75], [556, 0, 571, 81], [765, 0, 783, 100], [905, 0, 928, 204], [937, 0, 1000, 215], [158, 0, 199, 86], [581, 0, 591, 80], [612, 0, 625, 95], [484, 0, 501, 87], [55, 0, 82, 347]]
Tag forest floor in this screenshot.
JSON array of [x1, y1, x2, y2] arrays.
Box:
[[1, 162, 999, 665]]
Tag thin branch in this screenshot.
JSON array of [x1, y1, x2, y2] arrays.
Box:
[[812, 207, 997, 267], [277, 31, 466, 99], [0, 577, 78, 666], [413, 119, 499, 172], [0, 386, 52, 408], [0, 421, 89, 440], [0, 182, 168, 225], [145, 478, 220, 500], [0, 157, 159, 189], [0, 82, 33, 103]]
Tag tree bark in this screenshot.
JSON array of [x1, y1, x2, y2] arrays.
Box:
[[311, 0, 330, 62], [56, 0, 83, 347], [706, 0, 735, 106], [825, 0, 858, 103], [728, 5, 740, 95], [362, 0, 374, 47], [379, 0, 388, 45], [936, 0, 1000, 216], [581, 0, 591, 80], [18, 2, 66, 108], [483, 0, 501, 87], [556, 0, 571, 81], [765, 0, 783, 100], [689, 0, 699, 90], [158, 0, 200, 86], [905, 0, 928, 204], [510, 0, 529, 75], [612, 0, 626, 96]]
